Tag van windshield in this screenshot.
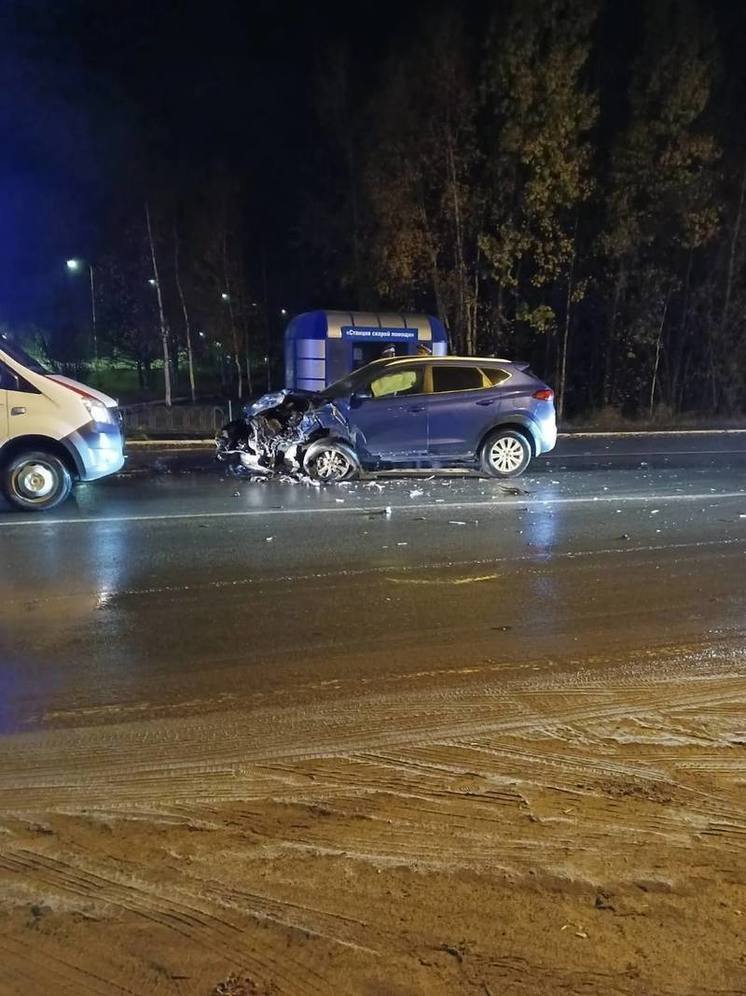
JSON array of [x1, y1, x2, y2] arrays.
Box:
[[0, 335, 49, 374]]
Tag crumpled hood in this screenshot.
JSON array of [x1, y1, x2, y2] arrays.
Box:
[[218, 386, 354, 480], [243, 388, 325, 418]]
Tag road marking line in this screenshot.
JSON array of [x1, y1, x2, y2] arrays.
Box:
[[5, 538, 746, 605], [1, 490, 746, 528], [386, 574, 502, 586]]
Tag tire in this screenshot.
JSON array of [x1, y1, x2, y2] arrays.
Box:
[[479, 429, 532, 478], [2, 450, 73, 511], [303, 443, 358, 483]]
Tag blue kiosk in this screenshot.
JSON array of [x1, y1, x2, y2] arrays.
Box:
[[284, 310, 449, 391]]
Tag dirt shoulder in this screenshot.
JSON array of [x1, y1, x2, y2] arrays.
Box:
[[1, 642, 745, 995]]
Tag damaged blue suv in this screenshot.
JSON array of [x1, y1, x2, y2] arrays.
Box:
[[217, 356, 557, 481]]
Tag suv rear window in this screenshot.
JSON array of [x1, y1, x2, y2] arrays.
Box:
[[482, 368, 511, 386], [431, 366, 486, 393]]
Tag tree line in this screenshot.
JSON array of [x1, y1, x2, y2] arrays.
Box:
[[303, 0, 746, 419], [21, 0, 746, 419]]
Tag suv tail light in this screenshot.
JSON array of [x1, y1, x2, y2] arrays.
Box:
[[532, 389, 554, 401]]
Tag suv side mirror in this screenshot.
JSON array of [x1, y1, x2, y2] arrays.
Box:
[[350, 389, 371, 407]]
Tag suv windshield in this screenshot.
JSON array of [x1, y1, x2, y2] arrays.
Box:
[[322, 365, 377, 400], [0, 335, 49, 374]]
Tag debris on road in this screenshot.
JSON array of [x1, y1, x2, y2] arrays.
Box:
[[409, 489, 424, 498], [213, 973, 277, 996], [438, 943, 465, 963], [499, 485, 532, 496]]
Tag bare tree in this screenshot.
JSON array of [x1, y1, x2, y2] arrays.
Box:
[[173, 224, 196, 403], [145, 201, 172, 406], [222, 229, 243, 401]]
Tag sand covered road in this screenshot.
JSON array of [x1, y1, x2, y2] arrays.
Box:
[[1, 638, 744, 996], [2, 459, 745, 993]]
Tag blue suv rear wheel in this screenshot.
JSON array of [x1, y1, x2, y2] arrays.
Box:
[[480, 429, 532, 478]]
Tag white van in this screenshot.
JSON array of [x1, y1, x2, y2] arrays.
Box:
[[0, 335, 124, 511]]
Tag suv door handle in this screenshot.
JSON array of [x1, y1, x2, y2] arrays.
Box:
[[10, 406, 26, 416], [476, 398, 496, 406], [406, 405, 425, 413]]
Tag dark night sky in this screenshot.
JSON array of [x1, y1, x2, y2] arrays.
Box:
[[4, 0, 745, 333], [0, 0, 418, 326]]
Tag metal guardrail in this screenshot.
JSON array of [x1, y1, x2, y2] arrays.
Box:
[[122, 403, 229, 437]]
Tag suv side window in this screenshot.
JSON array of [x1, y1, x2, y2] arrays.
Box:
[[369, 368, 424, 399], [431, 365, 486, 393]]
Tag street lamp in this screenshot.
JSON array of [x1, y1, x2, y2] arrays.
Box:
[[66, 258, 97, 364]]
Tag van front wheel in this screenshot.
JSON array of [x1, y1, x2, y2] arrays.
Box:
[[2, 451, 73, 511]]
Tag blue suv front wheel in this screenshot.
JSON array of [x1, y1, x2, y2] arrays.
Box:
[[480, 428, 532, 478], [303, 440, 359, 482]]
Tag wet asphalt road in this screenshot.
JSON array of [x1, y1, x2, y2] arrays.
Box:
[[1, 431, 745, 733]]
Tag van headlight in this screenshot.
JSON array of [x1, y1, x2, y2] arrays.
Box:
[[83, 398, 113, 424]]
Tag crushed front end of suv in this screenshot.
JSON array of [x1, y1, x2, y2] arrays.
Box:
[[216, 389, 361, 482]]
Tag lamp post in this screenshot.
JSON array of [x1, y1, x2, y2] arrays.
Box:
[[66, 258, 98, 366]]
